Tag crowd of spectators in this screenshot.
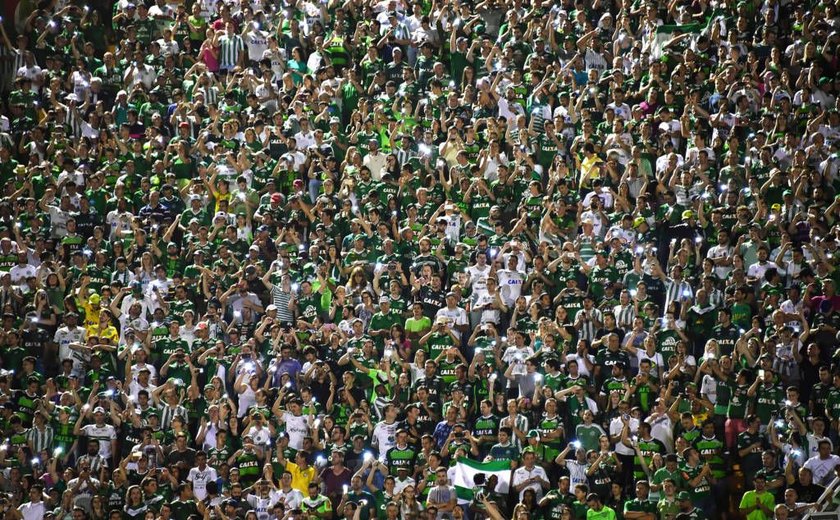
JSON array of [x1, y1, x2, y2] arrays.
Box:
[[1, 0, 840, 519]]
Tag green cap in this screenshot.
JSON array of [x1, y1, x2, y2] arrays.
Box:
[[677, 491, 691, 501]]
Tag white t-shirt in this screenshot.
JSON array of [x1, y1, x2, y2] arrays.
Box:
[[187, 466, 219, 501], [747, 260, 779, 281], [363, 152, 387, 180], [244, 425, 272, 449], [473, 291, 501, 325], [129, 362, 158, 382], [609, 417, 639, 456], [805, 434, 833, 460], [803, 454, 840, 486], [502, 346, 534, 377], [17, 501, 46, 520], [646, 414, 674, 454], [128, 379, 157, 401], [700, 374, 719, 404], [706, 244, 733, 279]]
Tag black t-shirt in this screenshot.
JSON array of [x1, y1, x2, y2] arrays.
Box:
[[790, 481, 825, 503], [20, 328, 49, 357], [166, 447, 197, 469], [309, 377, 333, 408], [417, 285, 445, 319]]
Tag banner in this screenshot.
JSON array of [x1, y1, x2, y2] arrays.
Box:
[[451, 457, 512, 502]]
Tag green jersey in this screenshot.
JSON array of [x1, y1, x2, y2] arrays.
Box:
[[169, 499, 199, 520], [737, 430, 766, 476], [575, 423, 605, 453], [727, 384, 750, 419], [680, 462, 711, 499], [489, 442, 519, 463], [624, 498, 657, 518], [542, 489, 575, 519], [753, 383, 784, 424], [472, 414, 499, 450], [656, 497, 680, 520], [385, 445, 416, 476], [651, 467, 683, 501], [634, 437, 667, 480], [655, 330, 680, 366], [235, 450, 261, 486], [826, 387, 840, 421], [535, 413, 564, 449], [708, 376, 732, 416], [423, 332, 455, 361], [694, 435, 725, 479], [588, 266, 618, 300]]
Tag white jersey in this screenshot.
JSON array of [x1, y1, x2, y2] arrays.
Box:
[[244, 29, 270, 62], [246, 490, 282, 520], [80, 423, 117, 459], [187, 466, 219, 501], [435, 306, 468, 330], [467, 264, 491, 300], [54, 326, 87, 374], [512, 465, 549, 500], [372, 421, 399, 461], [276, 488, 304, 510], [9, 264, 36, 287], [496, 268, 525, 306], [283, 414, 309, 450]]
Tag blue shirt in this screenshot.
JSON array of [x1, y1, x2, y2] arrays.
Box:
[[432, 420, 455, 449]]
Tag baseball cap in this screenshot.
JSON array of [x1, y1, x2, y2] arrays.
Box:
[[677, 491, 691, 501]]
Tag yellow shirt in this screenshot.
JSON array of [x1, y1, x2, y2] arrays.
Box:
[[739, 489, 774, 520], [286, 461, 316, 494], [78, 299, 102, 334], [578, 155, 603, 188], [90, 324, 119, 344]]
